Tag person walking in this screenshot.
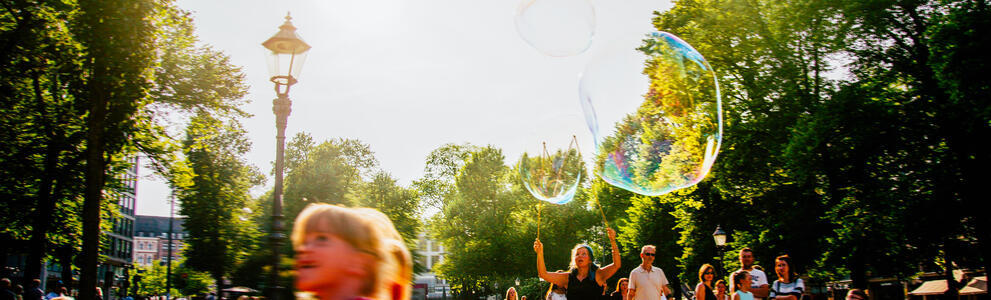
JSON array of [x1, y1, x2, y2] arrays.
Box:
[[627, 245, 670, 300], [694, 264, 717, 300], [534, 228, 622, 300], [768, 255, 804, 300], [1, 279, 17, 300], [737, 248, 768, 299], [24, 280, 44, 300]]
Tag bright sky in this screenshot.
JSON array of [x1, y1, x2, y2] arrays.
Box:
[[137, 0, 674, 217]]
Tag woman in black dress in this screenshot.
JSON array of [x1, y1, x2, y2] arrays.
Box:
[[534, 228, 622, 300], [694, 264, 717, 300]]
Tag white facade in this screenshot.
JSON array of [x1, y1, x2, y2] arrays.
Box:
[[415, 232, 450, 299]]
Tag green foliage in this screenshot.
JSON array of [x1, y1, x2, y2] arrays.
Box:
[[1, 0, 252, 292], [135, 259, 213, 297], [423, 144, 599, 299], [174, 113, 264, 288], [275, 134, 380, 251], [352, 171, 423, 254]]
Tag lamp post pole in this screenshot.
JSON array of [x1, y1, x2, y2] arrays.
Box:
[[712, 225, 728, 279], [262, 13, 310, 300], [268, 82, 291, 300]]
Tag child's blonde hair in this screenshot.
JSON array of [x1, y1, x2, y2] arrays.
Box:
[[291, 204, 385, 296], [358, 208, 414, 300]]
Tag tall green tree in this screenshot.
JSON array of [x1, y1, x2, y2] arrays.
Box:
[[174, 113, 264, 292], [0, 0, 89, 285], [277, 134, 379, 241], [424, 144, 598, 300], [2, 0, 251, 293]]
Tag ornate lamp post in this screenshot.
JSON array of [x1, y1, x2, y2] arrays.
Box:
[[712, 225, 728, 278], [262, 13, 311, 300]]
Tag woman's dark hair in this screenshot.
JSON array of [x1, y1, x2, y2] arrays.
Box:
[[698, 264, 715, 285], [775, 254, 798, 282], [569, 244, 596, 270]]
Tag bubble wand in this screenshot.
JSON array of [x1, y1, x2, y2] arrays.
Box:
[[521, 135, 583, 241]]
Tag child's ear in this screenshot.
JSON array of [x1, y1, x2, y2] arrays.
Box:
[[343, 256, 372, 276]]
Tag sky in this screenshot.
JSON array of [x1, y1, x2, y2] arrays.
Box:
[[136, 0, 674, 217]]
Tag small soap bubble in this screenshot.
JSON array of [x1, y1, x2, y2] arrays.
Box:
[[515, 0, 595, 57], [579, 31, 722, 196]]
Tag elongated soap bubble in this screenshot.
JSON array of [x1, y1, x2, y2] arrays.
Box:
[[515, 0, 595, 57], [579, 31, 722, 196], [518, 114, 587, 204]]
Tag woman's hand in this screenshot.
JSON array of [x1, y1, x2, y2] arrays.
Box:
[[607, 228, 617, 242], [534, 239, 543, 254]]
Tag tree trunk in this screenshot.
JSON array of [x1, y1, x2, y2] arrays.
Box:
[[79, 34, 110, 300], [23, 71, 61, 286], [60, 247, 75, 290]]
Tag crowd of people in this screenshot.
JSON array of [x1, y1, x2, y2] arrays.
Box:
[[0, 278, 105, 300], [6, 206, 876, 300], [525, 229, 868, 300]]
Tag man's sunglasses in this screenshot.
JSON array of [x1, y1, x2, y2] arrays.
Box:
[[643, 253, 656, 257]]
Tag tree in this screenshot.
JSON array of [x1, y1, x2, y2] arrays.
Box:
[[352, 172, 424, 272], [424, 144, 598, 300], [278, 134, 379, 243], [135, 259, 213, 297], [1, 0, 251, 293], [174, 113, 264, 293]]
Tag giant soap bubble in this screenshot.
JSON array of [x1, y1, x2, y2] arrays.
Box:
[[518, 114, 587, 204], [514, 0, 595, 57], [579, 31, 722, 196]]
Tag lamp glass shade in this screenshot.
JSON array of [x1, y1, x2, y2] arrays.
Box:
[[266, 50, 308, 83], [712, 226, 727, 246], [263, 14, 311, 83]]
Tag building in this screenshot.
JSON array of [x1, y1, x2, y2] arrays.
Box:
[[133, 215, 187, 266], [98, 155, 140, 299], [414, 232, 450, 300], [133, 236, 159, 266]]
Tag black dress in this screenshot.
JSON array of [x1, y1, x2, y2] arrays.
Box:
[[697, 283, 716, 300], [567, 265, 602, 300]]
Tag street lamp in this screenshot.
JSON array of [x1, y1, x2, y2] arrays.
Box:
[[712, 225, 728, 278], [262, 12, 311, 300], [712, 225, 727, 248]]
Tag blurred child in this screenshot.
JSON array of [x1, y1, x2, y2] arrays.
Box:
[[292, 204, 387, 300]]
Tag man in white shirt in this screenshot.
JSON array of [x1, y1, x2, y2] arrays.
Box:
[[627, 245, 671, 300], [738, 248, 769, 298]]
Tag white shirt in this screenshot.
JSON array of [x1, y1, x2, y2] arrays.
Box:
[[747, 269, 768, 289], [629, 265, 669, 300]]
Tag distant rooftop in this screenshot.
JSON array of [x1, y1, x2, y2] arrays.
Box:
[[135, 215, 187, 236]]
